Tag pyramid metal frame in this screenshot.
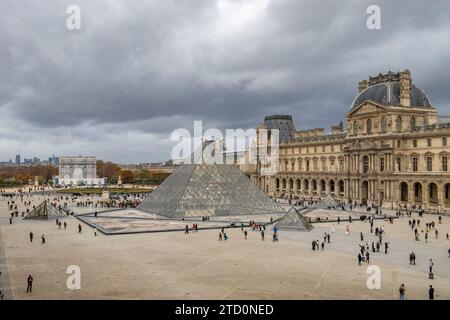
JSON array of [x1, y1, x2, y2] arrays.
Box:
[[23, 200, 68, 220], [275, 207, 313, 231], [138, 164, 287, 218]]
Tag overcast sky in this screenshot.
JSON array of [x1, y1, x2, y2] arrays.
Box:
[[1, 0, 450, 164]]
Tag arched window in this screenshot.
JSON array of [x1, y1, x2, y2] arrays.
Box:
[[353, 121, 358, 135], [380, 117, 387, 133], [396, 116, 402, 132], [410, 117, 416, 132], [367, 119, 372, 134]]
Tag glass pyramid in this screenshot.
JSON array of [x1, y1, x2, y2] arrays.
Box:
[[138, 164, 287, 218], [23, 200, 68, 220], [275, 208, 313, 231], [317, 193, 340, 209]]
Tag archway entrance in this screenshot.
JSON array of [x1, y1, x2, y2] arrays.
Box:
[[428, 183, 438, 206], [445, 183, 450, 208], [400, 182, 408, 202], [414, 182, 422, 203], [361, 181, 368, 205]]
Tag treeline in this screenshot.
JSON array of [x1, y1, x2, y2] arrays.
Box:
[[97, 160, 170, 185], [0, 161, 171, 187], [0, 165, 58, 186]]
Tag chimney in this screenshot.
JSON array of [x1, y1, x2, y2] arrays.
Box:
[[331, 125, 342, 135], [399, 70, 411, 107], [358, 80, 368, 93]]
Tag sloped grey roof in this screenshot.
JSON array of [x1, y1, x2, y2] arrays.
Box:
[[351, 82, 431, 111], [264, 115, 296, 143]]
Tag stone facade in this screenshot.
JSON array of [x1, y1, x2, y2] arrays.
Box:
[[251, 70, 450, 212]]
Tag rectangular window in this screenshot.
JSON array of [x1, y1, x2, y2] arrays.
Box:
[[443, 137, 448, 147], [412, 157, 418, 172], [427, 139, 432, 147], [413, 140, 417, 148], [427, 156, 433, 171], [443, 156, 448, 172], [396, 157, 401, 172], [380, 158, 385, 172]]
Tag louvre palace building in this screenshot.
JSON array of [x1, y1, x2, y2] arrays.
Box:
[[251, 70, 450, 212]]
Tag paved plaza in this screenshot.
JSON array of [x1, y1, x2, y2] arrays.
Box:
[[0, 194, 450, 300]]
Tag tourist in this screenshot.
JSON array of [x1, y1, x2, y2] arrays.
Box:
[[337, 217, 340, 224], [26, 275, 33, 293], [29, 231, 33, 243], [224, 232, 228, 241], [365, 251, 370, 264], [312, 240, 316, 251], [360, 232, 364, 241], [371, 241, 375, 253], [346, 225, 350, 235], [429, 285, 435, 300], [64, 221, 67, 230], [357, 253, 362, 265], [41, 234, 45, 244], [261, 230, 265, 241], [327, 233, 330, 244], [399, 284, 406, 300], [429, 259, 434, 273], [321, 242, 325, 251], [78, 224, 82, 233], [384, 242, 389, 254], [94, 227, 97, 236], [218, 232, 223, 241], [244, 230, 248, 240], [410, 252, 416, 265], [376, 241, 380, 252]]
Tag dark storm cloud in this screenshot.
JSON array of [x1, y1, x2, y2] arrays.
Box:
[[1, 0, 450, 162]]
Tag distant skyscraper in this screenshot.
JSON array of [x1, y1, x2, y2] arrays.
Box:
[[15, 154, 21, 165]]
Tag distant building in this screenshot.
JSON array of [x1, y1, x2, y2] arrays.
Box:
[[15, 154, 21, 165], [53, 156, 106, 187]]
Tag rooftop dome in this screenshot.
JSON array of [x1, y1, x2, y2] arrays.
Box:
[[350, 70, 432, 111]]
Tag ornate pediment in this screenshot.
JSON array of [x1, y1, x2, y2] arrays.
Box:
[[349, 102, 386, 116]]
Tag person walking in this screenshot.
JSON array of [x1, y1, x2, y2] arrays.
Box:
[[399, 284, 406, 300], [26, 275, 33, 293], [429, 259, 434, 273], [78, 224, 82, 233], [384, 242, 389, 254], [218, 232, 223, 241], [64, 221, 67, 230], [365, 251, 370, 264], [261, 230, 265, 241], [410, 252, 416, 265], [429, 285, 435, 300], [41, 234, 45, 244], [360, 232, 364, 241], [244, 230, 248, 240], [358, 253, 362, 265], [29, 231, 33, 243], [185, 225, 189, 234]]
